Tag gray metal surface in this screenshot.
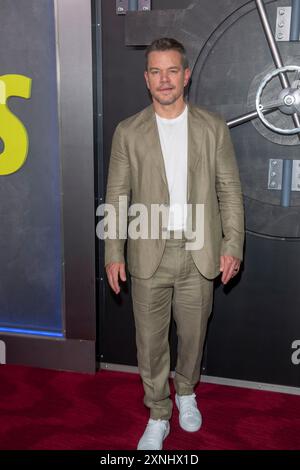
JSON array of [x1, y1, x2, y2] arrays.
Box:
[[247, 58, 300, 146], [257, 0, 289, 74], [276, 6, 292, 41], [1, 334, 95, 373], [268, 158, 283, 189], [292, 160, 300, 189], [56, 0, 96, 340], [101, 363, 300, 395], [281, 159, 293, 206], [116, 0, 129, 14], [227, 108, 278, 127], [117, 0, 151, 14], [228, 110, 260, 127], [255, 65, 300, 134], [93, 0, 105, 363], [139, 0, 151, 11], [255, 0, 300, 132]]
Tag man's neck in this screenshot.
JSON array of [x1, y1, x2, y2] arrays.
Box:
[[153, 99, 186, 119]]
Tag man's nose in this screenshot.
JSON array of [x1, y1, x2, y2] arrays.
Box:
[[160, 72, 170, 82]]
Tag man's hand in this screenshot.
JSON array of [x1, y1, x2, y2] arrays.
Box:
[[220, 255, 241, 285], [105, 262, 127, 294]]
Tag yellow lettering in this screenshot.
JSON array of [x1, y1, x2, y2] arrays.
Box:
[[0, 74, 32, 175]]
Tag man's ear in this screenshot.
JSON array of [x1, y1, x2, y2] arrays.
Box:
[[144, 70, 150, 89], [184, 68, 191, 87]]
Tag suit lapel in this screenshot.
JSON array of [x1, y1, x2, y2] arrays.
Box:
[[187, 104, 205, 200], [141, 103, 206, 201], [141, 105, 168, 189]]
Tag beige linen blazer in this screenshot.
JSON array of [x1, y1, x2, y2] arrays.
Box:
[[105, 104, 244, 280]]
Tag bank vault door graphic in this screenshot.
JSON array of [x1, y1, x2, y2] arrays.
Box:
[[190, 0, 300, 237]]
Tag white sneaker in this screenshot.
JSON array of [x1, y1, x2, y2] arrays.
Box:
[[175, 393, 202, 432], [137, 418, 170, 450]]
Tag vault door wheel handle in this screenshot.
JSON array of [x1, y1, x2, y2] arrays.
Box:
[[228, 0, 300, 135], [256, 65, 300, 135]]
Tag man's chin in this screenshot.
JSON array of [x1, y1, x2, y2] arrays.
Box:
[[155, 97, 177, 106]]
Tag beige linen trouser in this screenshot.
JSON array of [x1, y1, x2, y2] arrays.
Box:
[[131, 233, 213, 420]]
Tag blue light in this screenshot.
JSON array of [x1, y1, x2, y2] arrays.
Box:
[[0, 327, 64, 338]]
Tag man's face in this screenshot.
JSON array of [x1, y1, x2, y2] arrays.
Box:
[[144, 50, 191, 106]]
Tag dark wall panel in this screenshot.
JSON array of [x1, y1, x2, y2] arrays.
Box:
[[207, 234, 300, 388]]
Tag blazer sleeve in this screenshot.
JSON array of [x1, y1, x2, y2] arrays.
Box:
[[104, 123, 131, 266], [215, 119, 245, 260]]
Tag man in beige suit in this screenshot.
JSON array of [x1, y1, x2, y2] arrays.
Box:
[[105, 38, 244, 450]]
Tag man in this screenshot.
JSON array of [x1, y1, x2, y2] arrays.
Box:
[[105, 38, 244, 450]]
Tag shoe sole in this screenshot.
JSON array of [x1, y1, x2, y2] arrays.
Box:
[[175, 395, 202, 433], [137, 423, 170, 450], [161, 423, 170, 448]]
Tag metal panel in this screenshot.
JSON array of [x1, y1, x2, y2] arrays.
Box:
[[101, 363, 300, 395], [268, 159, 283, 189], [292, 160, 300, 189], [0, 334, 95, 373], [276, 6, 292, 41], [55, 0, 96, 340], [116, 0, 129, 14], [93, 0, 105, 362]]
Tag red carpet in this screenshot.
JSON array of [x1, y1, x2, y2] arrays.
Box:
[[0, 365, 299, 450]]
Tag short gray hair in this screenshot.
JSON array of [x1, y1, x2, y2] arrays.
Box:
[[145, 38, 189, 70]]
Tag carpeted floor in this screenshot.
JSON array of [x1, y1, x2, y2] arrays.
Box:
[[0, 365, 299, 450]]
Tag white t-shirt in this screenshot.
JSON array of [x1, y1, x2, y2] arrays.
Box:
[[156, 105, 188, 231]]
